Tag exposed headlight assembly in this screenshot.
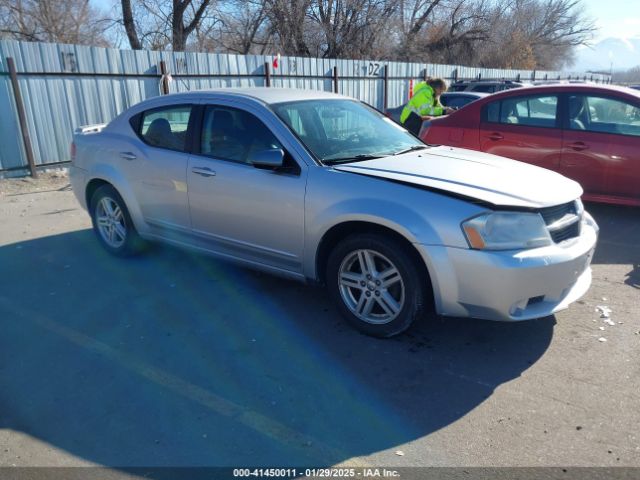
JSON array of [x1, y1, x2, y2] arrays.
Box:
[[462, 211, 552, 250]]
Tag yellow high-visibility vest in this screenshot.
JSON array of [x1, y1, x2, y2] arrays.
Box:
[[400, 82, 444, 124]]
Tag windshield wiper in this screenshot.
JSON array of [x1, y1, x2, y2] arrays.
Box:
[[392, 145, 428, 156], [323, 154, 387, 165]]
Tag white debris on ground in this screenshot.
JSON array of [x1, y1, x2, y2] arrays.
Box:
[[593, 305, 617, 341], [395, 450, 405, 456]]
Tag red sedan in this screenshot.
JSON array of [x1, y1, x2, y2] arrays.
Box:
[[422, 84, 640, 206]]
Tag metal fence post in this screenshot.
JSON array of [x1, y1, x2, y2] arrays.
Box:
[[264, 61, 271, 87], [6, 57, 37, 178], [159, 60, 170, 95], [383, 65, 389, 112], [333, 66, 339, 93]]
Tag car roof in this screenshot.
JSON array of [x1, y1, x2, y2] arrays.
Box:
[[442, 91, 490, 97], [149, 87, 350, 106], [452, 80, 522, 85], [484, 83, 640, 99]]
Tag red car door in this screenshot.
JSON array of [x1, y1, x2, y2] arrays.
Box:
[[561, 93, 640, 204], [478, 93, 562, 170]]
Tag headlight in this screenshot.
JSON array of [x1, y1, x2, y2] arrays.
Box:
[[462, 212, 552, 250]]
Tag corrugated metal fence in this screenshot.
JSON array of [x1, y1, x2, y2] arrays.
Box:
[[0, 39, 611, 174]]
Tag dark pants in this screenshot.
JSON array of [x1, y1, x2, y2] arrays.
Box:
[[402, 111, 423, 137]]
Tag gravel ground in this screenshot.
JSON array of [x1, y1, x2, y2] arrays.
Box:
[[0, 172, 638, 476]]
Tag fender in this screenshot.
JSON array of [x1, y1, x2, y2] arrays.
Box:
[[87, 162, 149, 236]]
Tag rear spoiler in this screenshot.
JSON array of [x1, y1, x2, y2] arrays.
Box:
[[74, 123, 107, 135]]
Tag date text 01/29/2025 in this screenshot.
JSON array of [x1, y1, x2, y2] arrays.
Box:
[[232, 468, 401, 478]]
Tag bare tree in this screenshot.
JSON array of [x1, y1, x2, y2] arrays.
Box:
[[121, 0, 143, 49], [612, 66, 640, 84], [308, 0, 398, 58], [392, 0, 594, 69], [118, 0, 216, 51], [212, 0, 271, 54], [2, 0, 596, 71], [262, 0, 313, 56], [0, 0, 112, 46]]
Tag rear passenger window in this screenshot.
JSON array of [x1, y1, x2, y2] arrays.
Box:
[[139, 105, 192, 152], [485, 95, 558, 128]]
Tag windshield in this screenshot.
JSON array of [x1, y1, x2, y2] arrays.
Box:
[[272, 99, 425, 164]]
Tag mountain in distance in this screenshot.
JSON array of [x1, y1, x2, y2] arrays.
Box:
[[572, 36, 640, 72]]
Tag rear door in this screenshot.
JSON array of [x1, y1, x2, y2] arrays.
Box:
[[560, 93, 640, 201], [121, 104, 194, 234], [479, 93, 562, 170]]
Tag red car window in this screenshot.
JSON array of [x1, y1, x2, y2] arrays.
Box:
[[568, 95, 640, 137]]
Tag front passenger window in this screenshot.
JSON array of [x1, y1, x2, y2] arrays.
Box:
[[569, 95, 640, 136], [139, 105, 192, 152], [200, 106, 283, 164]]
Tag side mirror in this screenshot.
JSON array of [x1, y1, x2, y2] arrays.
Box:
[[250, 148, 284, 169]]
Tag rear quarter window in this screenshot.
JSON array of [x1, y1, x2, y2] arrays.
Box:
[[484, 95, 558, 128], [485, 101, 500, 122]]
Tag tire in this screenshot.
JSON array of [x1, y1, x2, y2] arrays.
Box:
[[90, 184, 145, 256], [326, 233, 428, 338]]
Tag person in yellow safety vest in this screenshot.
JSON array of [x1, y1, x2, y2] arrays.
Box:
[[400, 78, 453, 136]]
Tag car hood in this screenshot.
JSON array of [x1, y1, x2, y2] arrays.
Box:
[[333, 146, 583, 209]]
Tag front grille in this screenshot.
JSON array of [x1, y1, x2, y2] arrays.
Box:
[[538, 201, 577, 224], [550, 221, 580, 243], [537, 201, 581, 244]]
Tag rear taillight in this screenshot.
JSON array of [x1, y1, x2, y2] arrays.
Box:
[[70, 142, 76, 162]]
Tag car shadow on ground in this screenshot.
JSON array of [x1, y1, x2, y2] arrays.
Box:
[[586, 202, 639, 288], [0, 229, 555, 469]]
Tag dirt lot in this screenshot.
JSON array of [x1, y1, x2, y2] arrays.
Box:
[[0, 172, 638, 474]]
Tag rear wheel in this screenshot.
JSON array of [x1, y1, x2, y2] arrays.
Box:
[[327, 233, 428, 338], [90, 184, 145, 256]]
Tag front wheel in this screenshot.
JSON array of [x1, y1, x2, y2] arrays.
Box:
[[326, 234, 428, 338]]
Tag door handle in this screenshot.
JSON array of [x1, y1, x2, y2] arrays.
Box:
[[485, 132, 504, 141], [568, 142, 589, 151], [192, 167, 216, 177], [119, 152, 137, 161]]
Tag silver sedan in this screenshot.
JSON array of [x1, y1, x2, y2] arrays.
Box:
[[70, 88, 598, 337]]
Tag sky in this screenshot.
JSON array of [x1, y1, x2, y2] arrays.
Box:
[[578, 0, 640, 41]]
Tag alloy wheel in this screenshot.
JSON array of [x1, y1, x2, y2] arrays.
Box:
[[95, 197, 127, 249], [338, 249, 405, 325]]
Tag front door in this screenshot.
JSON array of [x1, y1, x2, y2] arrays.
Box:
[[187, 104, 307, 274], [561, 93, 640, 202]]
